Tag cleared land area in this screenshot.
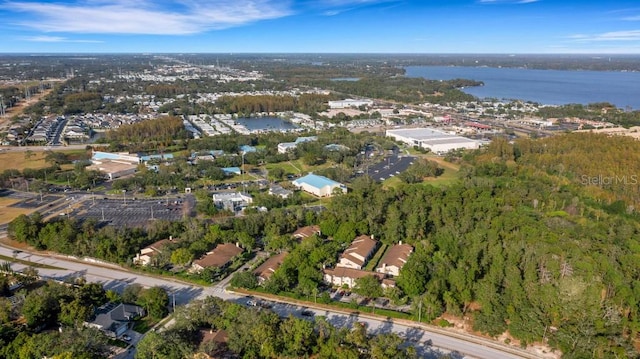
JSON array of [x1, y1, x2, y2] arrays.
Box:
[[0, 196, 34, 223], [0, 150, 49, 172]]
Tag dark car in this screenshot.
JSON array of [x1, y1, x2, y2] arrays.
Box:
[[301, 310, 315, 317]]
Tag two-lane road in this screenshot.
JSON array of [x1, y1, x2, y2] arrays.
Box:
[[0, 240, 540, 359]]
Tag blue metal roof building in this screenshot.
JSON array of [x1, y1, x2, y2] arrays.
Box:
[[292, 173, 347, 197]]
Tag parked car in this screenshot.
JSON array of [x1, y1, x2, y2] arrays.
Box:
[[121, 334, 131, 342], [301, 309, 315, 317]]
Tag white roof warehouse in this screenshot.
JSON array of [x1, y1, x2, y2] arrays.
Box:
[[386, 127, 480, 154]]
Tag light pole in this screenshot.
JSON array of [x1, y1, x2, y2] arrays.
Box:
[[241, 151, 246, 193]]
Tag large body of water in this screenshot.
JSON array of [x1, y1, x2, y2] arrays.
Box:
[[405, 66, 640, 109], [236, 117, 298, 131]]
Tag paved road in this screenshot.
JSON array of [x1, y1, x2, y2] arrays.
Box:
[[0, 144, 104, 153], [0, 238, 536, 359]]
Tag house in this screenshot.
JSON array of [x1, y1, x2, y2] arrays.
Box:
[[253, 252, 288, 284], [323, 267, 386, 289], [375, 242, 413, 277], [133, 237, 177, 266], [292, 225, 321, 240], [191, 243, 243, 273], [196, 329, 229, 359], [292, 173, 347, 197], [337, 235, 378, 270], [269, 185, 293, 199], [86, 302, 145, 338]]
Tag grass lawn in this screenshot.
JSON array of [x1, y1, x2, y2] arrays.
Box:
[[265, 162, 302, 176], [132, 316, 159, 334], [423, 155, 460, 187], [364, 244, 388, 272]]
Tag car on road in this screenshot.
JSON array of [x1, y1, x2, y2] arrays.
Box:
[[301, 309, 314, 317]]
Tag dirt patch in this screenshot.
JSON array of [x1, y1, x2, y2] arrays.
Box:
[[0, 197, 37, 223], [0, 235, 33, 251], [439, 313, 561, 359]]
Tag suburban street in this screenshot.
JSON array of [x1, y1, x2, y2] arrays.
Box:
[[0, 236, 541, 359]]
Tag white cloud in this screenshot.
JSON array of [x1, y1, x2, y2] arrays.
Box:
[[22, 35, 103, 43], [7, 0, 292, 35], [309, 0, 399, 16], [569, 30, 640, 42]]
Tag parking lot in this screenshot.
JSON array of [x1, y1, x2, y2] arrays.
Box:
[[365, 155, 415, 182], [72, 196, 193, 227]]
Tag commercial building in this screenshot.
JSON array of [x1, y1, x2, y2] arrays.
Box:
[[292, 173, 347, 197], [87, 151, 141, 180], [328, 99, 374, 109], [212, 192, 253, 212], [277, 136, 318, 154], [386, 128, 480, 154]]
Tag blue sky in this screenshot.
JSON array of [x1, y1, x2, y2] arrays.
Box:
[[2, 0, 640, 53]]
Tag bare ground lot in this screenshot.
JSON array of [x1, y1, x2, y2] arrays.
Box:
[[0, 195, 36, 224]]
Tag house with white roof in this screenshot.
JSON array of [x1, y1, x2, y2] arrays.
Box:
[[292, 173, 347, 197], [277, 136, 317, 154]]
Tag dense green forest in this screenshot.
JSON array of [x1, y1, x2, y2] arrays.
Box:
[[105, 116, 188, 150], [301, 134, 639, 358], [309, 77, 481, 105], [537, 103, 640, 128], [214, 93, 337, 116]]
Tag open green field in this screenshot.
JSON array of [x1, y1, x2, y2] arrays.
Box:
[[383, 154, 460, 188]]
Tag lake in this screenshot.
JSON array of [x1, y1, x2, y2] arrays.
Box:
[[236, 117, 298, 131], [404, 66, 640, 109]]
